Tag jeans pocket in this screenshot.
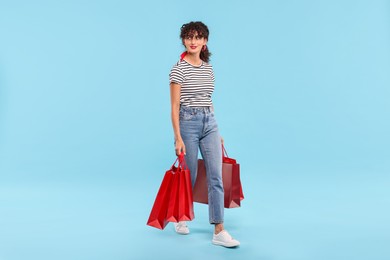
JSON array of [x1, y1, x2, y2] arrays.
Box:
[[179, 110, 195, 121]]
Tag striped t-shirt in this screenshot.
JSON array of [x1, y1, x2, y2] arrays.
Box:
[[169, 59, 215, 107]]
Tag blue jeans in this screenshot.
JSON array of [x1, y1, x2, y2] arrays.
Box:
[[179, 106, 224, 224]]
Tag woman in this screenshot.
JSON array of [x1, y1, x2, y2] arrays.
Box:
[[169, 21, 240, 248]]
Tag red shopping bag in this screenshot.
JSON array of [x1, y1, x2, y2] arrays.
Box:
[[165, 169, 180, 222], [146, 169, 174, 229], [177, 158, 195, 221], [166, 154, 194, 222], [147, 154, 194, 229], [193, 145, 244, 208]]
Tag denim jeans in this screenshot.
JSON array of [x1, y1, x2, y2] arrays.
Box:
[[179, 105, 224, 224]]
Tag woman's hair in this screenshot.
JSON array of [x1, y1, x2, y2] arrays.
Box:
[[180, 21, 211, 63]]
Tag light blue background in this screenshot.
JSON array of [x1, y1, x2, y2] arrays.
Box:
[[1, 0, 389, 259]]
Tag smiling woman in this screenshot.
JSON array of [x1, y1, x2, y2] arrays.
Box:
[[168, 21, 240, 248], [180, 21, 211, 63], [1, 0, 389, 259]]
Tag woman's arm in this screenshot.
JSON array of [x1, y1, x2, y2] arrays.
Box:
[[170, 82, 186, 156]]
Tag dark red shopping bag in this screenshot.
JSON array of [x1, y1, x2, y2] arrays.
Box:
[[192, 160, 208, 205], [222, 145, 244, 206], [193, 145, 244, 208], [147, 154, 194, 229]]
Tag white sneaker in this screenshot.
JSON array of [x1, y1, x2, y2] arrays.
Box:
[[173, 221, 190, 235], [212, 230, 240, 247]]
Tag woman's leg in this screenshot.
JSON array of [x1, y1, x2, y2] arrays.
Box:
[[199, 112, 224, 226], [199, 112, 240, 247], [174, 107, 203, 234], [179, 115, 202, 187]]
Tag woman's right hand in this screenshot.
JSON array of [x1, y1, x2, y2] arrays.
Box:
[[175, 139, 186, 156]]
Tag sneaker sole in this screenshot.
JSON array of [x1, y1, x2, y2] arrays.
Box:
[[174, 227, 190, 235], [173, 223, 190, 235], [175, 230, 190, 235], [212, 240, 240, 248]]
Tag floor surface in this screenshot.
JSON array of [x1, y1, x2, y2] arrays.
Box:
[[1, 169, 388, 260]]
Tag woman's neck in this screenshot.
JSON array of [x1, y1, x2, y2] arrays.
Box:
[[183, 52, 202, 66]]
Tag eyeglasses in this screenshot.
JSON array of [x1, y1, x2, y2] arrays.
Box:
[[183, 35, 204, 41]]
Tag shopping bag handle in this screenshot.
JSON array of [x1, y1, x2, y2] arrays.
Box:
[[222, 144, 237, 164], [178, 152, 189, 170], [172, 152, 189, 172], [222, 144, 229, 158]]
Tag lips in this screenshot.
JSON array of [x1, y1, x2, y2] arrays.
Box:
[[190, 46, 197, 49]]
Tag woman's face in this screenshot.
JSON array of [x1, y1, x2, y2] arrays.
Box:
[[182, 31, 207, 55]]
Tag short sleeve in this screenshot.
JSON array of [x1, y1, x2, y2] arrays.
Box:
[[169, 65, 184, 85], [210, 66, 215, 82]]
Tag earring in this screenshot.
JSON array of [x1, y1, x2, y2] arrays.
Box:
[[202, 45, 207, 51]]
